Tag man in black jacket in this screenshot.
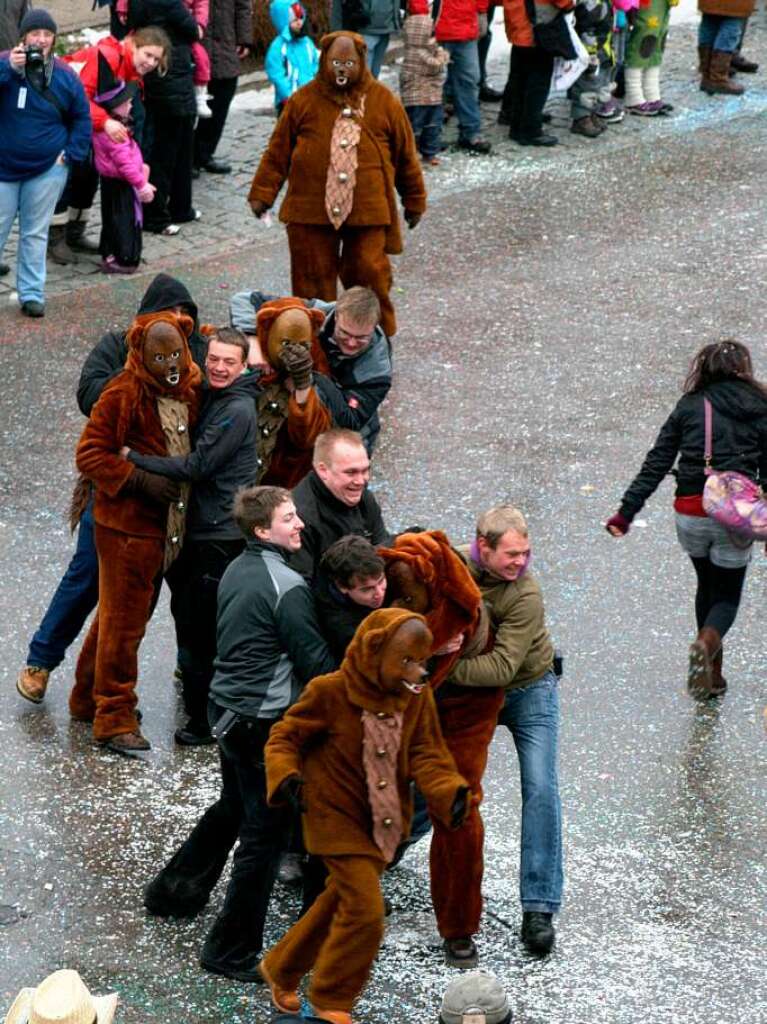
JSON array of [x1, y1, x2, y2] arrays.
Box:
[[291, 428, 392, 582], [122, 327, 259, 744], [16, 274, 208, 707], [144, 485, 335, 983], [230, 285, 392, 451]]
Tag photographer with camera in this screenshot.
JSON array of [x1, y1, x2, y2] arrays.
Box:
[[0, 9, 91, 317]]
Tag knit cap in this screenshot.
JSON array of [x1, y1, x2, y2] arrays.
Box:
[[20, 8, 58, 35], [439, 971, 512, 1024]]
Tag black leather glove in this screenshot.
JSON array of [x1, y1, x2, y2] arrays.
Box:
[[280, 341, 314, 390], [450, 786, 471, 829], [126, 467, 181, 505], [276, 774, 306, 813]]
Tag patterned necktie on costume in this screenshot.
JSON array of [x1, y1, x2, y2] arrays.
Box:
[[325, 96, 366, 230]]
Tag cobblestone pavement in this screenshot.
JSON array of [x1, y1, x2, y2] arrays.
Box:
[[1, 20, 766, 318]]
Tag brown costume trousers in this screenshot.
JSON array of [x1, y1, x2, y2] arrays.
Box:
[[69, 523, 164, 741], [263, 853, 384, 1013], [430, 687, 505, 939], [286, 223, 396, 337]]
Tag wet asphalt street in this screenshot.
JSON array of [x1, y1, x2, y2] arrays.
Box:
[[1, 29, 767, 1024]]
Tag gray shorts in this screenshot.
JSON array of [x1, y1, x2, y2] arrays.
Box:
[[674, 513, 753, 568]]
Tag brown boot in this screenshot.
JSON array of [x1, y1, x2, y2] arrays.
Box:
[[710, 647, 727, 696], [47, 225, 78, 265], [697, 44, 712, 81], [570, 114, 605, 138], [688, 626, 722, 697], [730, 50, 758, 74], [101, 729, 151, 756], [701, 51, 745, 95], [66, 214, 101, 254], [16, 665, 50, 703]]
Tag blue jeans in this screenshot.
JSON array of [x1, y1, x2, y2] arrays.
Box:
[[361, 33, 390, 78], [405, 104, 444, 159], [497, 671, 563, 912], [407, 671, 563, 912], [443, 40, 481, 142], [27, 496, 99, 671], [699, 14, 745, 52], [0, 160, 68, 304]]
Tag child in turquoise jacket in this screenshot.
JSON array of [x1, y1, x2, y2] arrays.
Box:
[[265, 0, 319, 113]]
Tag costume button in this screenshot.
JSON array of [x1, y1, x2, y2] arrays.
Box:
[[376, 747, 387, 757], [177, 501, 185, 511], [261, 425, 271, 436], [171, 535, 179, 544], [178, 424, 186, 433], [256, 457, 263, 466], [268, 401, 280, 411], [377, 779, 388, 789], [342, 106, 352, 117], [382, 817, 393, 827], [332, 205, 341, 215], [340, 139, 350, 149], [338, 172, 348, 183], [376, 711, 387, 719]]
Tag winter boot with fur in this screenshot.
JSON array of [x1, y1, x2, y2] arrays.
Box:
[[47, 225, 78, 265], [195, 84, 213, 117], [65, 210, 100, 254], [701, 51, 744, 95], [688, 625, 722, 697]]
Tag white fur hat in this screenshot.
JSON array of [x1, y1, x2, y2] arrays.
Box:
[[4, 970, 118, 1024]]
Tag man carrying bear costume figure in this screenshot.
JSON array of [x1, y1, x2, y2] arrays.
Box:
[[248, 31, 426, 337], [70, 310, 201, 755]]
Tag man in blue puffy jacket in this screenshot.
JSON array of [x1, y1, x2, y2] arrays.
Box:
[[265, 0, 319, 113]]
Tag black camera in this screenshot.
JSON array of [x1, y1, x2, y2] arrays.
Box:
[[24, 44, 45, 68]]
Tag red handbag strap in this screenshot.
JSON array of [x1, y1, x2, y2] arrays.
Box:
[[703, 396, 713, 475]]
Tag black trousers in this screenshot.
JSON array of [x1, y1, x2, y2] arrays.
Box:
[[165, 537, 244, 728], [144, 110, 196, 233], [53, 156, 99, 216], [502, 45, 555, 140], [99, 177, 142, 266], [690, 557, 748, 637], [194, 76, 238, 167]]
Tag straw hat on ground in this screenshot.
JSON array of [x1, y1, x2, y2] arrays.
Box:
[[4, 969, 118, 1024]]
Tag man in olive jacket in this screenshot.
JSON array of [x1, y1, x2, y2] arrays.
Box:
[[449, 503, 562, 958]]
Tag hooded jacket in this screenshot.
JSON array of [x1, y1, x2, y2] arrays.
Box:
[[126, 371, 260, 541], [229, 289, 392, 451], [248, 31, 426, 255], [265, 608, 470, 859], [618, 379, 767, 522], [77, 274, 208, 417], [76, 311, 202, 539], [265, 0, 319, 106], [400, 13, 449, 108], [209, 538, 335, 718], [291, 469, 392, 582]]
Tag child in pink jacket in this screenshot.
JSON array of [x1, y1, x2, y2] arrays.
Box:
[[91, 53, 156, 273]]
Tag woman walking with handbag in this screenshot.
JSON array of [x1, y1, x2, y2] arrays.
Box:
[[605, 341, 767, 698]]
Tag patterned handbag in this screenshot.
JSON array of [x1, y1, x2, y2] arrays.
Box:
[[701, 397, 767, 540]]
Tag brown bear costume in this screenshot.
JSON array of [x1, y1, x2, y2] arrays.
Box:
[[248, 31, 427, 337], [70, 311, 201, 752], [254, 297, 332, 488], [263, 609, 470, 1020], [379, 530, 505, 947]]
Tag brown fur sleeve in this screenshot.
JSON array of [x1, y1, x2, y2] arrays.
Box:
[[75, 379, 135, 497], [407, 688, 470, 827], [248, 100, 297, 208], [264, 677, 333, 804], [286, 388, 332, 450]]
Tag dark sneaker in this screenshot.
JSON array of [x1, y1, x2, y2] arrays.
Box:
[[479, 84, 504, 102], [457, 137, 492, 155], [521, 911, 555, 954], [174, 720, 215, 746], [203, 158, 232, 174], [514, 132, 558, 147], [277, 851, 304, 886], [101, 729, 151, 757], [200, 955, 265, 983], [570, 114, 604, 138], [443, 936, 479, 968], [21, 300, 45, 318]]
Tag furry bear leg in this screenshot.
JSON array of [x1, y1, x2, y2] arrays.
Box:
[[338, 225, 396, 336], [90, 524, 164, 742], [430, 687, 505, 938], [69, 612, 99, 721], [286, 223, 341, 305]]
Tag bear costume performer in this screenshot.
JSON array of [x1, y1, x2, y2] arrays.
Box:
[[70, 311, 201, 755], [379, 530, 504, 956], [254, 297, 332, 487], [261, 609, 471, 1022], [247, 31, 427, 338]]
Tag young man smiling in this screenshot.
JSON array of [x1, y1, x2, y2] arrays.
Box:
[[144, 485, 335, 981], [123, 327, 259, 744]]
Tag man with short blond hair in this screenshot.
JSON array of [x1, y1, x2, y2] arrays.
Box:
[[291, 428, 391, 581], [229, 285, 392, 451]]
